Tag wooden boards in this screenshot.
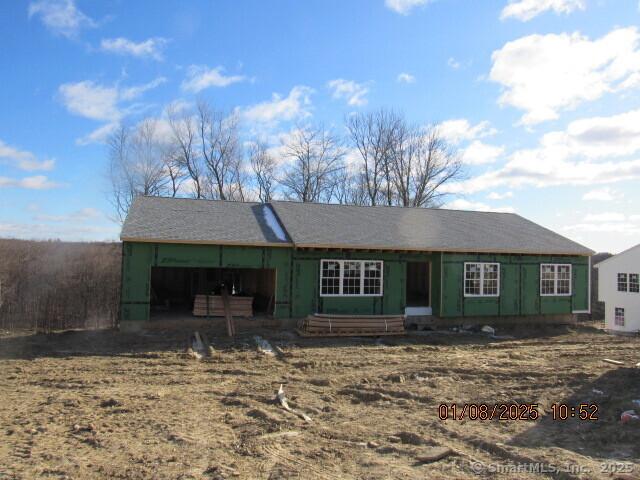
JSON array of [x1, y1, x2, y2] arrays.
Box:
[[297, 314, 405, 337], [192, 294, 253, 317], [221, 288, 236, 337]]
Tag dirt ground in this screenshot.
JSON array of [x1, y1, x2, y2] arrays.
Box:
[[0, 324, 639, 480]]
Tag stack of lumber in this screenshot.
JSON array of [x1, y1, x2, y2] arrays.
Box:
[[192, 294, 253, 317], [297, 313, 405, 337]]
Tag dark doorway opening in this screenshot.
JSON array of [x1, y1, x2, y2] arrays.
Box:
[[406, 262, 430, 306], [150, 267, 276, 317]]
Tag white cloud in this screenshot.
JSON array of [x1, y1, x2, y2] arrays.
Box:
[[487, 191, 513, 200], [119, 77, 166, 100], [461, 141, 505, 165], [583, 212, 626, 222], [445, 157, 640, 195], [582, 187, 618, 202], [397, 72, 416, 83], [58, 78, 166, 144], [181, 65, 246, 93], [327, 79, 369, 107], [58, 81, 121, 122], [490, 27, 640, 125], [28, 0, 96, 38], [561, 221, 640, 239], [501, 0, 585, 22], [445, 198, 515, 213], [0, 140, 54, 171], [541, 108, 640, 159], [0, 175, 62, 190], [560, 212, 640, 248], [34, 207, 102, 222], [447, 57, 461, 69], [100, 37, 169, 61], [444, 108, 640, 194], [385, 0, 432, 15], [438, 119, 497, 144], [76, 122, 120, 146], [243, 86, 314, 125]]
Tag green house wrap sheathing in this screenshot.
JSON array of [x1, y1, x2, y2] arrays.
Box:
[[121, 242, 292, 321], [121, 242, 590, 322], [439, 253, 589, 317]]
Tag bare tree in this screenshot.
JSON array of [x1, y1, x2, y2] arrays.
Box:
[[342, 171, 370, 206], [107, 125, 133, 223], [162, 144, 186, 197], [346, 109, 402, 206], [248, 140, 277, 202], [196, 100, 244, 201], [279, 125, 346, 203], [107, 120, 169, 223], [167, 104, 204, 199], [389, 124, 463, 207]]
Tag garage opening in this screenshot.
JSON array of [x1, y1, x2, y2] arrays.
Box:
[[406, 262, 430, 307], [150, 267, 276, 318]]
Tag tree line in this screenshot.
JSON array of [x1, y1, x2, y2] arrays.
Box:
[[108, 104, 464, 221], [0, 239, 120, 332]]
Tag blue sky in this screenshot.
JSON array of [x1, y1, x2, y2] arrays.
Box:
[[0, 0, 639, 253]]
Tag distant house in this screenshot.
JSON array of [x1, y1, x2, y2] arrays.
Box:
[[119, 197, 593, 329], [595, 244, 640, 334]]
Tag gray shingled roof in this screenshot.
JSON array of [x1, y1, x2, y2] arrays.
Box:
[[121, 197, 593, 255], [270, 201, 593, 255], [121, 197, 291, 246]]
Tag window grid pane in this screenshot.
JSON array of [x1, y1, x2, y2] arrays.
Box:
[[630, 273, 639, 293], [615, 307, 625, 326], [483, 264, 499, 296], [342, 261, 362, 295], [363, 261, 382, 295], [541, 265, 556, 295], [320, 261, 341, 295], [557, 265, 571, 295], [465, 263, 481, 295]]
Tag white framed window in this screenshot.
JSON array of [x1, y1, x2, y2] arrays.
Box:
[[319, 260, 383, 296], [615, 307, 625, 326], [618, 273, 628, 292], [464, 262, 500, 297], [540, 264, 572, 296], [630, 274, 639, 293]]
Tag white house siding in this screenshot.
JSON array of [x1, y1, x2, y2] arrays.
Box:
[[596, 244, 640, 334]]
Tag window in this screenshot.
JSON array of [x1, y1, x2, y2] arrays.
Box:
[[618, 273, 628, 292], [630, 274, 639, 293], [464, 263, 500, 297], [342, 261, 361, 295], [319, 260, 383, 296], [540, 264, 572, 296], [615, 307, 625, 326], [320, 261, 340, 295], [363, 261, 382, 295]]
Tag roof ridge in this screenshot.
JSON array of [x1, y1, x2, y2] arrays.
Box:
[[270, 199, 517, 215], [140, 195, 262, 205]]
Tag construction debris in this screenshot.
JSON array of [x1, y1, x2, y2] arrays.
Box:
[[186, 331, 214, 360], [415, 446, 454, 463], [481, 325, 495, 336], [221, 288, 236, 337], [276, 384, 312, 423], [254, 335, 275, 356], [297, 314, 405, 337], [603, 358, 624, 365]]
